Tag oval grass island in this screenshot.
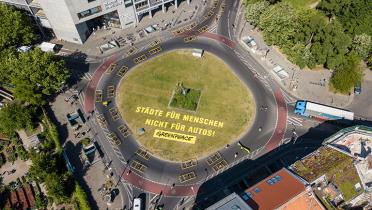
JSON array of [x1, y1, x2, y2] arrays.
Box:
[[117, 50, 256, 161]]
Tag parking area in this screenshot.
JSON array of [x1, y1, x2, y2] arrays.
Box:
[[181, 159, 197, 170], [179, 171, 197, 183], [130, 160, 147, 174]]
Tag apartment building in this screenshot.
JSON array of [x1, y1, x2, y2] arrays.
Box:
[[0, 0, 187, 43]]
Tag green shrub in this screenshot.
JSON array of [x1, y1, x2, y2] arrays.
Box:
[[73, 182, 91, 210], [42, 115, 62, 154], [170, 84, 201, 111]]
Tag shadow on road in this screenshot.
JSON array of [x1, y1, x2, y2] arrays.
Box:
[[192, 119, 372, 209], [64, 141, 100, 210]]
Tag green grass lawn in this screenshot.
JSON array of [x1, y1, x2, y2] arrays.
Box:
[[117, 50, 255, 161], [292, 147, 362, 201]]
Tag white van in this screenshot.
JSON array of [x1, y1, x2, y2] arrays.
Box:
[[133, 198, 142, 210]]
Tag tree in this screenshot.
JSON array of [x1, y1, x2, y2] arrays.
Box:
[[6, 48, 70, 104], [367, 56, 372, 70], [330, 52, 363, 93], [0, 102, 35, 135], [317, 0, 372, 36], [258, 2, 299, 46], [245, 0, 270, 27], [45, 172, 73, 203], [352, 33, 371, 59], [285, 43, 315, 69], [29, 152, 57, 181], [311, 20, 352, 69], [0, 4, 37, 50], [0, 48, 16, 84]]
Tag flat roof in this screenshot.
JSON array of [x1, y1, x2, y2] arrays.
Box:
[[241, 168, 307, 210], [277, 190, 325, 210], [206, 192, 253, 210]]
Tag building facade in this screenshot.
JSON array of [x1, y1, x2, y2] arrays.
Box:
[[0, 0, 187, 43]]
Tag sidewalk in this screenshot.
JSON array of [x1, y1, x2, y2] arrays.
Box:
[[50, 92, 124, 209], [52, 0, 209, 59], [235, 5, 353, 108]]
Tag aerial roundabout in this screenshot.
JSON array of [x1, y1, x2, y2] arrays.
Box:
[[117, 50, 255, 161], [83, 1, 285, 198]]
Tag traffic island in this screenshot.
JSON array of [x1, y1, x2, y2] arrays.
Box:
[[117, 50, 256, 161]]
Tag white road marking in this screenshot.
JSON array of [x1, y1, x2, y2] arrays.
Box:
[[282, 91, 296, 104], [84, 72, 93, 80], [287, 116, 303, 126], [208, 23, 218, 33], [227, 10, 232, 39]]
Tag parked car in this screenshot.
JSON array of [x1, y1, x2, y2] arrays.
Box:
[[354, 84, 362, 95]]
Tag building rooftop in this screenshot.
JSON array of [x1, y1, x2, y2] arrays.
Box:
[[328, 132, 372, 159], [324, 126, 372, 191], [277, 190, 325, 210], [241, 168, 309, 210], [206, 192, 253, 210]]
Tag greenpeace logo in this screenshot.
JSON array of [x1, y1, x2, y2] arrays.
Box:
[[153, 129, 196, 144]]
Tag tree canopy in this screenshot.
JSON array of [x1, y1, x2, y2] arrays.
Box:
[[330, 52, 363, 93], [0, 102, 36, 135], [29, 152, 74, 203], [0, 3, 37, 50], [317, 0, 372, 36], [1, 48, 70, 104], [244, 0, 371, 93]]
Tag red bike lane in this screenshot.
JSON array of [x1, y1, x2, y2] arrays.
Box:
[[264, 88, 287, 152], [200, 32, 236, 48], [84, 54, 118, 113], [123, 170, 199, 196]]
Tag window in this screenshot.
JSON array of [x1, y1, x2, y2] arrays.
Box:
[[77, 6, 102, 19], [254, 187, 261, 193]]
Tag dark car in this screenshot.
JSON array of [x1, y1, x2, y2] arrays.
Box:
[[354, 84, 362, 95]]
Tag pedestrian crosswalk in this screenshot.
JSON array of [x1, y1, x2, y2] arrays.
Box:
[[282, 91, 296, 104], [70, 71, 93, 81], [208, 23, 218, 33], [83, 72, 93, 80], [287, 116, 303, 127], [235, 51, 272, 89]]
